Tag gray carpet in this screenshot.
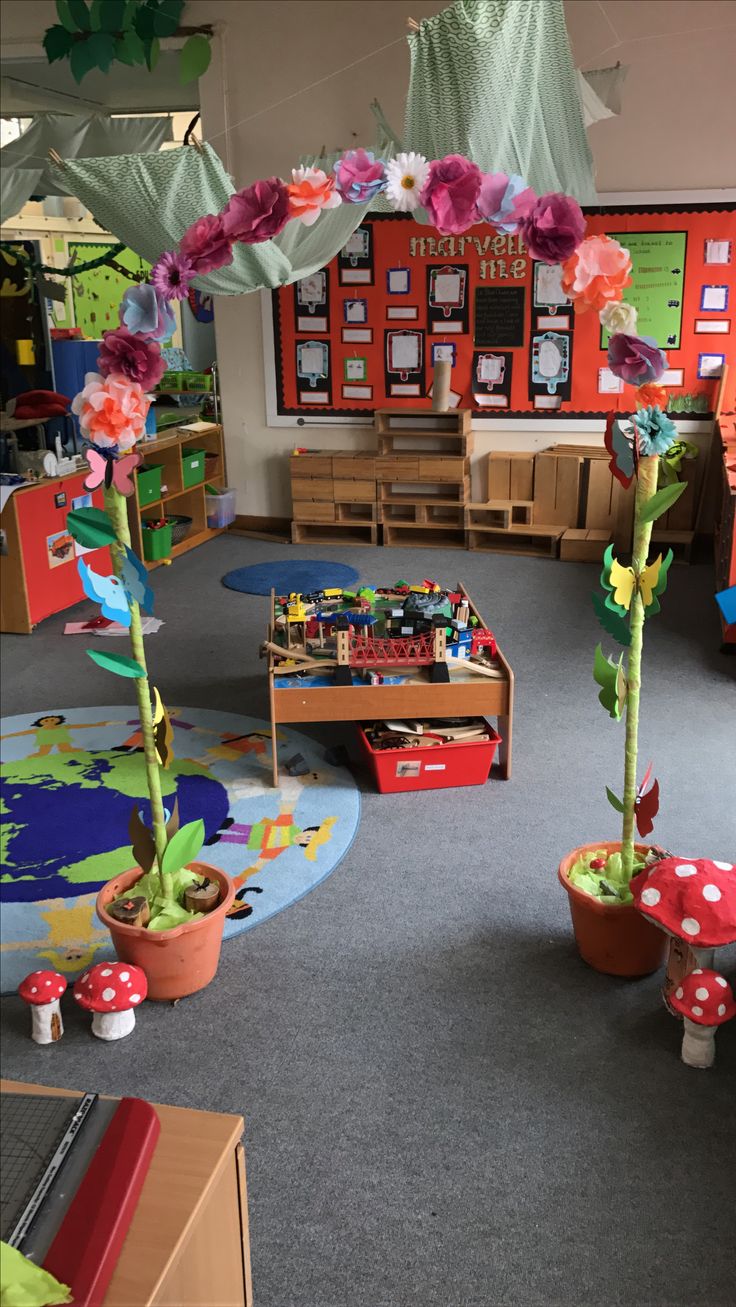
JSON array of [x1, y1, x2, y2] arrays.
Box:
[[2, 536, 735, 1307]]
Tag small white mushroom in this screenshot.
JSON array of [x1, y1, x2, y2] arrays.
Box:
[[73, 962, 147, 1040], [18, 970, 67, 1044]]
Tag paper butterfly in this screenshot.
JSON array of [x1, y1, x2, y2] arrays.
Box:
[[608, 555, 664, 612], [604, 413, 639, 489], [120, 546, 154, 614], [78, 559, 131, 626], [84, 446, 142, 497], [606, 764, 660, 837], [153, 687, 175, 769], [593, 643, 626, 720]]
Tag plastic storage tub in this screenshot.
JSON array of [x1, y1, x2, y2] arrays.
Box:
[[205, 488, 236, 528], [141, 521, 173, 561], [182, 447, 205, 488], [183, 372, 212, 391], [357, 721, 501, 793], [137, 464, 163, 506]]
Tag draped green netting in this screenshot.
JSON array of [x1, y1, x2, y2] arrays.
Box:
[[59, 144, 373, 295], [404, 0, 596, 201]]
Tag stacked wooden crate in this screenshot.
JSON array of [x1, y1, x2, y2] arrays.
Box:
[[465, 452, 565, 557], [290, 451, 378, 545], [375, 408, 472, 549]]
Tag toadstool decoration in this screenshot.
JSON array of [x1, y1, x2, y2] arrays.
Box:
[[631, 857, 736, 970], [18, 970, 67, 1044], [668, 969, 736, 1068], [73, 961, 147, 1040]]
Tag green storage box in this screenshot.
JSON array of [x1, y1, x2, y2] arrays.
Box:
[[182, 447, 206, 488], [142, 520, 173, 561], [183, 372, 212, 392], [159, 370, 187, 390], [137, 464, 163, 506]]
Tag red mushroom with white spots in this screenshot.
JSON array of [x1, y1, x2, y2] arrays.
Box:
[[631, 857, 736, 969], [18, 970, 67, 1044], [669, 968, 736, 1068], [73, 961, 147, 1040]]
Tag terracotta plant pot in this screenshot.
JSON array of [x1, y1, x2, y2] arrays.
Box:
[[96, 863, 235, 1001], [558, 841, 668, 978]]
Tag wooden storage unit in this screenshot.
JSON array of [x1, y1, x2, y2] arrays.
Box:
[[292, 520, 378, 546], [374, 408, 472, 546], [487, 452, 535, 503], [126, 424, 228, 571], [382, 521, 467, 549], [375, 407, 472, 457], [467, 524, 564, 558]]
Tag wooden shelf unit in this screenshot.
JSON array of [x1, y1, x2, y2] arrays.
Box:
[[127, 424, 227, 570]]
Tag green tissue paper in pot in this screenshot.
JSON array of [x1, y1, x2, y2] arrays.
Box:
[[0, 1242, 72, 1307]]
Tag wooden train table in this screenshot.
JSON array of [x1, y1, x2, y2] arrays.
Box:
[[264, 581, 513, 784]]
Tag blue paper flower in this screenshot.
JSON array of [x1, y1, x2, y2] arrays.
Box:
[[120, 283, 176, 342], [632, 405, 679, 457]]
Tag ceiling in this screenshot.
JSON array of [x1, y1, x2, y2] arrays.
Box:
[[0, 49, 198, 117]]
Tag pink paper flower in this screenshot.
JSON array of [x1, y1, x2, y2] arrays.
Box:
[[560, 234, 632, 312], [334, 149, 386, 203], [287, 166, 342, 226], [151, 250, 194, 301], [520, 192, 586, 264], [607, 333, 668, 386], [419, 154, 482, 235], [97, 328, 166, 391], [222, 177, 290, 244], [478, 172, 536, 233], [71, 372, 149, 451], [179, 213, 233, 274]]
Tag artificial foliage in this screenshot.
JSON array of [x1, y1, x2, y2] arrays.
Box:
[[43, 0, 211, 85]]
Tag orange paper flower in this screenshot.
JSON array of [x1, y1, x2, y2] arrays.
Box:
[[71, 372, 149, 451], [287, 166, 342, 226], [635, 383, 669, 410], [561, 234, 632, 313]]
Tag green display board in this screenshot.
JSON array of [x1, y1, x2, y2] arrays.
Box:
[[69, 242, 151, 339], [607, 230, 687, 349]]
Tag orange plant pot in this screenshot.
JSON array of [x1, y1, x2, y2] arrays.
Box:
[[96, 863, 235, 1001], [558, 841, 668, 978]]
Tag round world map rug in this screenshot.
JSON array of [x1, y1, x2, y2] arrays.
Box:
[[0, 707, 360, 994]]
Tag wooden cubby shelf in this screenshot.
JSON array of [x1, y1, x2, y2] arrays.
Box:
[[127, 424, 227, 570]]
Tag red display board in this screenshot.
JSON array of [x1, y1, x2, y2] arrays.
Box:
[[13, 473, 112, 626], [271, 205, 736, 420]]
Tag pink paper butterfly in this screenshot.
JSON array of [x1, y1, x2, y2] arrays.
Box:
[[84, 447, 142, 498]]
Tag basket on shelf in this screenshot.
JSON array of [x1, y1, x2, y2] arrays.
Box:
[[168, 514, 194, 545]]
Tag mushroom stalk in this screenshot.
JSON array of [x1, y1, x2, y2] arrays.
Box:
[[91, 1008, 136, 1041], [681, 1017, 716, 1068], [621, 455, 658, 880], [31, 999, 63, 1045]]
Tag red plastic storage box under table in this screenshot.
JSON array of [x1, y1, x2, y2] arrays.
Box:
[[357, 721, 501, 793]]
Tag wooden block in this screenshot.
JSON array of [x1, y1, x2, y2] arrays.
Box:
[[293, 500, 335, 522], [533, 453, 581, 527], [487, 455, 512, 500], [332, 455, 376, 478], [291, 521, 377, 546], [509, 457, 534, 502], [585, 460, 617, 530], [375, 455, 420, 479], [418, 457, 469, 482], [468, 525, 563, 558], [375, 407, 470, 435], [382, 523, 467, 549], [291, 476, 334, 501], [335, 501, 377, 523], [487, 452, 534, 502], [332, 478, 376, 502], [290, 454, 332, 478], [560, 528, 611, 562]]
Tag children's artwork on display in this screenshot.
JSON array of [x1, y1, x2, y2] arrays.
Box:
[[294, 271, 329, 332], [269, 206, 736, 418], [46, 531, 75, 568], [296, 340, 331, 403], [69, 243, 152, 337]]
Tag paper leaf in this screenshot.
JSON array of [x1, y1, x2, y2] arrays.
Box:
[[600, 545, 628, 617], [179, 32, 211, 83], [85, 29, 117, 71], [152, 0, 184, 36], [129, 804, 157, 873], [161, 819, 205, 878], [121, 545, 154, 613], [592, 592, 631, 646], [56, 0, 78, 31], [644, 549, 673, 617], [148, 902, 203, 932], [144, 35, 160, 70], [593, 644, 626, 720], [97, 0, 126, 27], [638, 481, 688, 524], [153, 686, 174, 769], [68, 0, 91, 28], [604, 413, 637, 489], [86, 648, 145, 677], [605, 786, 625, 813], [115, 28, 145, 63], [635, 778, 660, 838], [43, 24, 75, 61], [166, 796, 180, 839], [67, 506, 117, 549]]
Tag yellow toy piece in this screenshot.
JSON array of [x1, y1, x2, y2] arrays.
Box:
[[323, 587, 343, 599], [285, 593, 307, 621], [409, 584, 430, 594]]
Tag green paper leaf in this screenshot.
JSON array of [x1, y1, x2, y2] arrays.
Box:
[[67, 506, 116, 548], [148, 902, 203, 932], [179, 32, 211, 83], [144, 35, 160, 69], [68, 0, 92, 29], [84, 29, 117, 71], [592, 592, 632, 646], [161, 819, 205, 877], [86, 648, 145, 678], [638, 480, 688, 524], [98, 0, 126, 29], [643, 548, 674, 617], [56, 0, 79, 31], [133, 2, 156, 37], [152, 0, 184, 36], [43, 24, 75, 61], [593, 643, 626, 721], [116, 28, 145, 63], [70, 37, 96, 81], [606, 786, 625, 813], [89, 0, 102, 28]]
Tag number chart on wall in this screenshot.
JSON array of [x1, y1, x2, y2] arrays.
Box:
[[269, 206, 735, 421]]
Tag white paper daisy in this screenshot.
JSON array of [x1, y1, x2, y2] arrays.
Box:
[[384, 151, 430, 212]]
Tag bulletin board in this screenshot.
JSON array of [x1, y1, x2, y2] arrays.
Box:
[[68, 242, 151, 338], [269, 205, 736, 422]]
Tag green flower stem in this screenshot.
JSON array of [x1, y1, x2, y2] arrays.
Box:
[[104, 486, 172, 902], [621, 455, 659, 878]]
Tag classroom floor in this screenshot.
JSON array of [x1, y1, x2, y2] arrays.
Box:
[[2, 536, 735, 1307]]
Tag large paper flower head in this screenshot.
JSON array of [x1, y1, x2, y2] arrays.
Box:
[[97, 327, 165, 391], [287, 166, 342, 226], [120, 283, 176, 341], [477, 172, 536, 234], [632, 405, 679, 456], [222, 177, 290, 244], [608, 332, 668, 386], [419, 154, 482, 236], [151, 250, 194, 301], [600, 299, 638, 337], [520, 192, 586, 264], [334, 149, 386, 204], [384, 151, 430, 212], [179, 213, 233, 274], [71, 372, 148, 451], [561, 234, 632, 312]]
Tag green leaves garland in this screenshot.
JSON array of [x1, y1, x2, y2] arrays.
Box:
[[43, 0, 211, 84]]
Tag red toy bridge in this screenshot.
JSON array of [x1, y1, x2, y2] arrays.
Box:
[[349, 631, 435, 665]]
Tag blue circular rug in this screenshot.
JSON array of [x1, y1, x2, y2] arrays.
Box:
[[222, 560, 360, 596], [0, 707, 360, 994]]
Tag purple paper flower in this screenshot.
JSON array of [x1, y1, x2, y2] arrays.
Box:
[[334, 149, 386, 204], [520, 192, 586, 264], [607, 333, 668, 386], [221, 177, 290, 244], [97, 328, 166, 391], [478, 172, 536, 234], [179, 213, 233, 275], [151, 250, 194, 301], [119, 283, 176, 342], [419, 154, 482, 236]]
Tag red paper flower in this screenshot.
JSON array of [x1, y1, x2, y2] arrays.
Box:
[[97, 328, 165, 390], [561, 235, 632, 312], [520, 192, 586, 264], [222, 177, 290, 244], [419, 154, 482, 236], [179, 213, 233, 274]]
